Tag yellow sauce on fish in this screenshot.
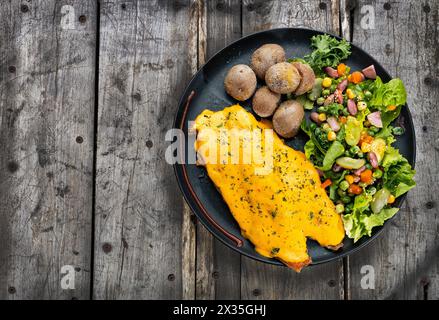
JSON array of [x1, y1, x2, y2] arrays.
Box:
[[194, 105, 344, 271]]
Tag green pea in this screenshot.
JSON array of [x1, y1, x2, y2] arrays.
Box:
[[350, 146, 360, 155], [357, 152, 364, 158], [330, 84, 337, 92], [392, 126, 405, 135], [364, 91, 372, 99], [335, 204, 345, 213], [342, 196, 352, 204], [322, 89, 330, 96], [317, 97, 325, 105], [359, 182, 368, 188], [317, 106, 327, 113], [337, 188, 346, 197], [339, 180, 349, 191], [365, 163, 372, 170], [367, 186, 377, 195], [342, 109, 350, 116], [373, 169, 383, 178], [344, 206, 352, 214], [367, 130, 375, 136]]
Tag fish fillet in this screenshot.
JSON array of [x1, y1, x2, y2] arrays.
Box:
[[194, 105, 344, 271]]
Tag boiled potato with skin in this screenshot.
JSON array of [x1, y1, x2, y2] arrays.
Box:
[[252, 86, 281, 117], [224, 64, 257, 101], [265, 62, 301, 94], [272, 100, 304, 138], [292, 62, 316, 96], [250, 44, 286, 79]]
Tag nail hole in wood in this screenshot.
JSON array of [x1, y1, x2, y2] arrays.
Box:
[[121, 3, 126, 10], [72, 250, 79, 255], [7, 161, 19, 173], [8, 66, 16, 73], [328, 279, 336, 287], [216, 2, 224, 10], [426, 201, 435, 209], [252, 289, 261, 296], [79, 15, 86, 24], [246, 3, 254, 11], [167, 274, 175, 281], [8, 286, 16, 294], [212, 271, 219, 279], [422, 125, 427, 132], [71, 297, 78, 300], [75, 267, 81, 272], [76, 136, 83, 144], [20, 4, 29, 13], [319, 2, 327, 10], [383, 2, 391, 10], [102, 243, 112, 253], [146, 140, 153, 148], [423, 5, 430, 13], [132, 92, 141, 101], [424, 77, 432, 86]]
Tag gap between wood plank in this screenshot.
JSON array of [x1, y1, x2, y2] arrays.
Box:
[[90, 0, 101, 300]]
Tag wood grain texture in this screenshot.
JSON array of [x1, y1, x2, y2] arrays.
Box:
[[240, 0, 345, 300], [93, 0, 195, 299], [347, 0, 439, 300], [0, 0, 96, 299], [181, 0, 200, 300], [195, 0, 242, 300]]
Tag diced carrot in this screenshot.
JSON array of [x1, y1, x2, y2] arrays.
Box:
[[348, 184, 363, 195], [321, 179, 332, 189], [337, 63, 347, 76], [349, 71, 364, 84], [387, 105, 397, 111], [359, 132, 374, 145], [339, 116, 347, 124], [360, 169, 373, 184]]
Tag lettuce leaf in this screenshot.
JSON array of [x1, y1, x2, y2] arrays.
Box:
[[342, 207, 399, 242], [304, 35, 351, 75], [382, 147, 416, 197], [304, 140, 316, 159], [369, 77, 407, 127]]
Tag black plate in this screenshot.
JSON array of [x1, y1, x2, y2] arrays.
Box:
[[173, 28, 416, 267]]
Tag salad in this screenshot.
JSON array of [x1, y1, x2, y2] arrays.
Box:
[[296, 35, 416, 242]]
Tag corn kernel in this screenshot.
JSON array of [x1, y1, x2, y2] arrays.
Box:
[[318, 113, 327, 122], [357, 101, 367, 111], [387, 194, 395, 204], [346, 88, 356, 99], [345, 175, 355, 185], [327, 131, 337, 141], [387, 105, 397, 111], [322, 77, 332, 88], [361, 142, 372, 153]]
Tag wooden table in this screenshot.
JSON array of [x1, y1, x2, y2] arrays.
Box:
[[0, 0, 437, 300]]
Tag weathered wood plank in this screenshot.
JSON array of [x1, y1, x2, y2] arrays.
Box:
[[240, 0, 345, 300], [195, 0, 243, 300], [181, 0, 200, 300], [0, 0, 96, 299], [93, 0, 196, 299], [347, 0, 439, 300]]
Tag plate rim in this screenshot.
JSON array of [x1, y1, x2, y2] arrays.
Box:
[[173, 27, 417, 267]]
